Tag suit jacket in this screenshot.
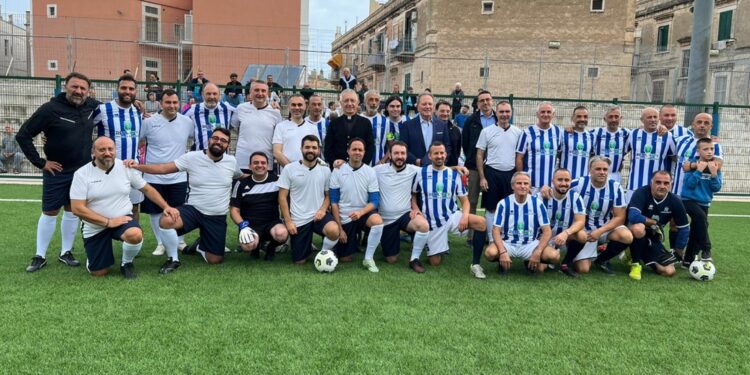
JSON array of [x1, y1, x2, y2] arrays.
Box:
[[324, 114, 374, 165], [399, 115, 451, 165]]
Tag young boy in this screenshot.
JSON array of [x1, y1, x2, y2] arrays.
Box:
[[680, 137, 722, 266]]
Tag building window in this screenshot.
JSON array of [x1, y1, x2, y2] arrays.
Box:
[[404, 73, 411, 89], [713, 73, 729, 104], [482, 1, 494, 15], [587, 66, 599, 78], [3, 39, 8, 56], [47, 60, 58, 71], [718, 10, 733, 41], [479, 67, 490, 78], [47, 4, 57, 18], [142, 3, 161, 42], [680, 49, 690, 77], [143, 57, 161, 81], [651, 79, 665, 102], [657, 24, 670, 53], [591, 0, 604, 12]]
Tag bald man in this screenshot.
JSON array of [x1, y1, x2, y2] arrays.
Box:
[[624, 107, 675, 202], [183, 82, 236, 151]]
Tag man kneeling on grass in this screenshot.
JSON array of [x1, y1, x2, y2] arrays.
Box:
[[71, 137, 179, 279], [484, 171, 558, 275]]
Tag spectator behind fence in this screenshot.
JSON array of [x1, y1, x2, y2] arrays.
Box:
[[224, 73, 244, 106], [188, 70, 209, 102], [1, 124, 25, 174], [144, 73, 163, 101], [145, 92, 161, 114]]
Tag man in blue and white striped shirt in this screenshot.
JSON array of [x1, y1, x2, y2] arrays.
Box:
[[672, 113, 723, 197], [304, 94, 329, 159], [591, 106, 630, 184], [538, 168, 587, 277], [625, 107, 675, 202], [412, 142, 488, 278], [659, 105, 692, 173], [183, 83, 235, 151], [93, 74, 144, 216], [484, 171, 557, 275], [515, 102, 562, 194], [570, 156, 633, 275], [362, 90, 390, 166], [559, 106, 594, 180]]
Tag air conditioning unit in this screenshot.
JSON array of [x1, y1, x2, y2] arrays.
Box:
[[709, 49, 720, 57]]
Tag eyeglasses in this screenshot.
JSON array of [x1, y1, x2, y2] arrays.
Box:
[[210, 136, 230, 144]]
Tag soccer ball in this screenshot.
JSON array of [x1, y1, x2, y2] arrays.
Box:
[[689, 260, 716, 281], [314, 250, 338, 273]]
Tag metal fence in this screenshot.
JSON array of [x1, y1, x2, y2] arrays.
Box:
[[1, 75, 748, 195]]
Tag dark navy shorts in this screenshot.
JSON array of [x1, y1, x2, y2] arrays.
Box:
[[176, 205, 227, 256], [250, 220, 284, 243], [482, 167, 514, 211], [141, 182, 188, 214], [42, 171, 75, 212], [83, 217, 140, 272], [290, 213, 334, 262], [640, 234, 678, 267], [333, 212, 374, 258], [381, 212, 412, 257]]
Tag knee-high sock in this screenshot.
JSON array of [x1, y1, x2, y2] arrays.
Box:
[[472, 230, 486, 265], [150, 214, 163, 245], [484, 211, 495, 242], [121, 241, 142, 265], [411, 231, 429, 261], [322, 237, 339, 251], [60, 211, 79, 254], [630, 237, 647, 264], [562, 240, 585, 265], [596, 240, 629, 263], [36, 214, 57, 258], [161, 228, 179, 261], [364, 224, 384, 260]]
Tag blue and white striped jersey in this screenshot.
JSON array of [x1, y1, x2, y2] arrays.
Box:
[[93, 100, 143, 160], [412, 165, 467, 230], [560, 130, 594, 180], [304, 116, 329, 155], [183, 102, 235, 150], [591, 127, 630, 173], [494, 195, 550, 245], [537, 190, 586, 236], [664, 125, 694, 172], [516, 124, 562, 188], [365, 114, 400, 166], [672, 135, 724, 196], [570, 176, 626, 231], [625, 129, 674, 191]]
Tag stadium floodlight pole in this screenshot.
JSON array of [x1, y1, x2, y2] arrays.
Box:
[[684, 0, 713, 127]]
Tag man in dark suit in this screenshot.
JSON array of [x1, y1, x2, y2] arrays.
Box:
[[399, 93, 451, 166], [324, 89, 374, 166]]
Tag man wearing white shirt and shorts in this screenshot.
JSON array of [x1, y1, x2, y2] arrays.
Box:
[[231, 80, 283, 170]]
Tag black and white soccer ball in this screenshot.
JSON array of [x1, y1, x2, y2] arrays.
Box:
[[314, 250, 338, 273], [689, 260, 716, 281]]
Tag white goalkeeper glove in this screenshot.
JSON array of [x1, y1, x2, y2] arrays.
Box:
[[238, 221, 257, 244]]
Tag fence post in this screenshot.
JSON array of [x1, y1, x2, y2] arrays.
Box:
[[54, 74, 62, 96], [175, 81, 182, 100], [711, 101, 720, 137], [508, 94, 514, 125]]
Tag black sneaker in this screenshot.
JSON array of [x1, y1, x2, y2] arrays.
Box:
[[159, 258, 181, 274], [560, 263, 578, 278], [58, 251, 80, 267], [594, 260, 615, 275], [183, 240, 199, 255], [120, 262, 137, 279], [409, 259, 425, 273], [26, 256, 47, 272], [680, 261, 691, 270]]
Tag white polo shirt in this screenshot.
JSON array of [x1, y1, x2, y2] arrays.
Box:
[[277, 161, 331, 227], [272, 119, 319, 164], [374, 163, 419, 224], [70, 160, 147, 238], [476, 124, 523, 171], [139, 113, 194, 184], [174, 151, 239, 216], [330, 163, 379, 224], [231, 102, 283, 169]]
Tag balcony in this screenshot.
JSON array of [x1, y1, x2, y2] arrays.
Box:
[[390, 38, 415, 62], [365, 53, 385, 72]]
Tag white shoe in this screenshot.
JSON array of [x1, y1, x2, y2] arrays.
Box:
[[152, 244, 165, 256], [470, 264, 486, 279], [362, 259, 379, 273], [224, 246, 232, 254], [178, 241, 187, 252]]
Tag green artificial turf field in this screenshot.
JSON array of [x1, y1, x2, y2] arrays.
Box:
[[1, 184, 748, 374]]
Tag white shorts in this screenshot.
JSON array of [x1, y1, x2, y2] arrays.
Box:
[[504, 240, 540, 260], [574, 241, 599, 262], [426, 211, 468, 256], [610, 171, 622, 184], [130, 188, 144, 205]]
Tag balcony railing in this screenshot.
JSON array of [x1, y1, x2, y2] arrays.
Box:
[[390, 38, 415, 62], [365, 53, 385, 71]]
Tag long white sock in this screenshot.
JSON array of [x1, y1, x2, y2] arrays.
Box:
[[160, 228, 180, 261], [121, 241, 142, 265], [485, 211, 495, 242], [178, 235, 185, 244], [322, 237, 339, 251], [411, 231, 429, 261], [60, 211, 79, 254], [364, 224, 384, 260], [149, 214, 163, 245], [36, 214, 57, 258]]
